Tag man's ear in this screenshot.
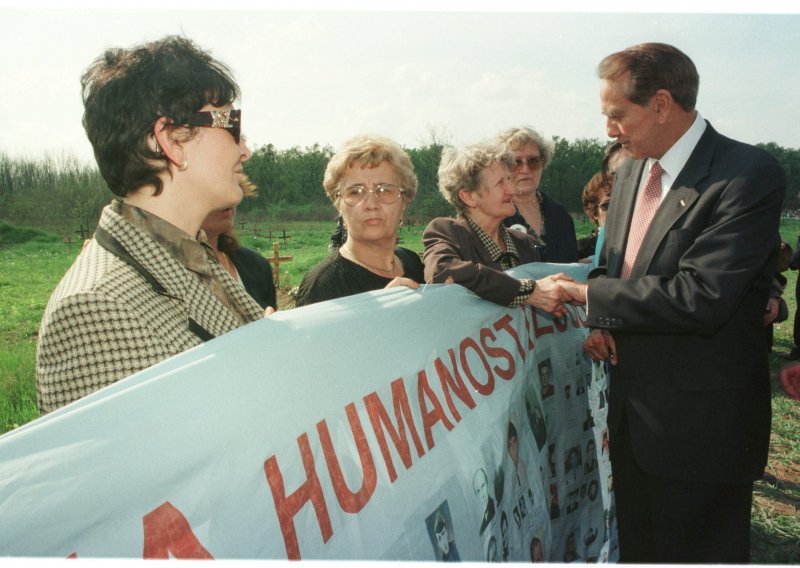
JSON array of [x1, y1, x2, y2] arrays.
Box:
[[652, 89, 672, 122], [153, 116, 185, 169]]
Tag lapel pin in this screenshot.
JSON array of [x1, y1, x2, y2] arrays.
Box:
[[679, 199, 686, 207]]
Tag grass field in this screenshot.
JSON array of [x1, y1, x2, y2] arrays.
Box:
[[0, 217, 798, 561]]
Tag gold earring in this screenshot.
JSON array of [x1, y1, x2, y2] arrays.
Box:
[[178, 161, 188, 172]]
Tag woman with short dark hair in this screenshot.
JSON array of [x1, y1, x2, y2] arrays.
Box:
[[37, 36, 265, 414]]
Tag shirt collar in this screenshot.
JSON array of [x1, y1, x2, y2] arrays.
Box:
[[650, 111, 707, 190], [116, 200, 215, 276], [464, 214, 520, 267]]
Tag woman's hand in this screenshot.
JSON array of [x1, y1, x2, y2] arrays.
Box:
[[525, 274, 572, 316], [385, 277, 420, 290]]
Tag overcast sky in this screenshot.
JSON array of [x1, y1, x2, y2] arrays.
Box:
[[1, 1, 798, 165]]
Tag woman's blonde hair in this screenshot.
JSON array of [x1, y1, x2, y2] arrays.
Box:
[[323, 134, 417, 204]]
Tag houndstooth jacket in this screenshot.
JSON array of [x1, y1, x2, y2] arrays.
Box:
[[36, 201, 265, 414]]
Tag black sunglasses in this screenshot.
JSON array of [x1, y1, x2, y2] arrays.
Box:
[[184, 109, 241, 144]]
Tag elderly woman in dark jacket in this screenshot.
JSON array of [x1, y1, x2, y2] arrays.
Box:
[[422, 141, 576, 314]]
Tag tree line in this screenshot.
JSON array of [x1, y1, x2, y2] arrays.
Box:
[[2, 138, 799, 235]]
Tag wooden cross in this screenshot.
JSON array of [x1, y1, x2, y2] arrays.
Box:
[[269, 242, 293, 288], [253, 227, 274, 240], [279, 229, 291, 244], [76, 225, 90, 240], [238, 219, 247, 231]]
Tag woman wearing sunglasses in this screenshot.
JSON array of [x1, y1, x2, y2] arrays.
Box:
[[578, 141, 625, 266], [423, 141, 575, 313], [496, 127, 579, 263], [36, 36, 265, 414], [295, 135, 424, 306], [578, 172, 614, 266]]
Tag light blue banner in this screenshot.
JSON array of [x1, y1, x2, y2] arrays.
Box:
[[0, 262, 617, 562]]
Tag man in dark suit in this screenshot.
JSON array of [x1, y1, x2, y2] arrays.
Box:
[[559, 43, 786, 563]]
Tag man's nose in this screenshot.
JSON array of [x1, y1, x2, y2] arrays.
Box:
[[605, 118, 620, 138]]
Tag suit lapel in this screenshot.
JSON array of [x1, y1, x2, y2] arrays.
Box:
[[630, 124, 717, 278], [184, 259, 265, 330], [460, 217, 495, 268]]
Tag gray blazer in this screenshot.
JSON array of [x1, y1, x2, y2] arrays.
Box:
[[36, 201, 264, 414]]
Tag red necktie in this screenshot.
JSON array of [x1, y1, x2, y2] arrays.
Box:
[[622, 161, 663, 278]]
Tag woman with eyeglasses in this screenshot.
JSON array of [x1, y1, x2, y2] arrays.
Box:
[[36, 36, 266, 414], [496, 127, 579, 263], [422, 141, 575, 313], [295, 135, 424, 306], [577, 171, 614, 265], [577, 141, 625, 265]]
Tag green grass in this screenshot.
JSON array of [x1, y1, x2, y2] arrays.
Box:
[[0, 233, 80, 431], [754, 235, 800, 561], [1, 218, 798, 562]]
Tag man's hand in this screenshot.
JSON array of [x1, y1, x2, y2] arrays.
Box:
[[763, 297, 780, 326], [558, 280, 589, 305], [779, 362, 800, 400], [526, 273, 573, 316], [583, 329, 617, 365]]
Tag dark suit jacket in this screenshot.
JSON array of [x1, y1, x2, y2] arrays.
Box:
[[423, 216, 541, 306], [587, 122, 786, 483]]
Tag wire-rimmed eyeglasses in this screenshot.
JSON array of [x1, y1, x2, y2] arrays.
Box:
[[336, 183, 405, 207]]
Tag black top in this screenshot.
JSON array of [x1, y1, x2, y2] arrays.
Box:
[[229, 245, 277, 310], [295, 247, 424, 306], [503, 192, 579, 263], [576, 231, 598, 260]]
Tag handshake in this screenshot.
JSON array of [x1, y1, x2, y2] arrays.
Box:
[[525, 273, 588, 318], [525, 275, 617, 365]]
